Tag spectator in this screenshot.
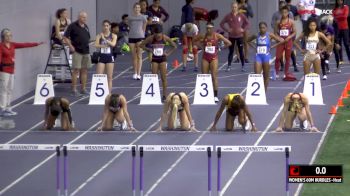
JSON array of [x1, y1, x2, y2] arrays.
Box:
[[181, 0, 195, 26], [128, 3, 147, 80], [220, 2, 249, 72], [64, 11, 92, 97], [51, 8, 71, 45], [237, 0, 254, 63], [0, 28, 44, 116], [298, 0, 316, 31], [148, 0, 169, 28], [333, 0, 350, 67]]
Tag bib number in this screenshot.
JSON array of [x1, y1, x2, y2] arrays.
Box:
[[257, 46, 267, 54], [101, 47, 111, 54], [153, 48, 164, 56], [280, 29, 289, 37], [205, 46, 215, 54], [306, 42, 317, 51]]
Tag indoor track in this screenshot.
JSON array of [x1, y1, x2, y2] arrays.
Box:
[[0, 48, 348, 196]]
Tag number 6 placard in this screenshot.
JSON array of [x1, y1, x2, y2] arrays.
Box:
[[303, 73, 324, 105], [193, 74, 215, 105], [34, 74, 55, 105], [89, 74, 109, 105], [140, 74, 162, 105], [245, 74, 267, 105]]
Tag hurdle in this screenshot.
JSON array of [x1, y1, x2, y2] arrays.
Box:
[[0, 144, 61, 195], [64, 144, 136, 196], [216, 145, 291, 196], [138, 145, 213, 196]]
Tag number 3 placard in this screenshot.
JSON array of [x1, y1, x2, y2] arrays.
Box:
[[89, 74, 109, 105], [140, 74, 162, 105], [193, 74, 215, 105], [245, 74, 267, 105], [34, 74, 55, 105]]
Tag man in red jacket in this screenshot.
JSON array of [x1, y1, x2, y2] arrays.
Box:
[[0, 28, 44, 117]]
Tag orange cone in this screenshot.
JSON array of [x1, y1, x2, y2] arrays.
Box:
[[172, 59, 179, 68], [342, 89, 349, 98], [329, 105, 337, 114], [346, 81, 350, 91], [337, 97, 344, 107]]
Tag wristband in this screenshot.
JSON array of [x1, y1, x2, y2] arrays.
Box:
[[190, 120, 195, 128]]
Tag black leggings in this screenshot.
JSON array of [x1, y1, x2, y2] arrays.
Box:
[[228, 37, 245, 67], [321, 52, 330, 76], [336, 29, 350, 61], [333, 45, 340, 69]]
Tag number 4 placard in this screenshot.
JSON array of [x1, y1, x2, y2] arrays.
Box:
[[140, 74, 162, 105], [89, 74, 109, 105], [245, 74, 267, 105], [34, 74, 55, 105], [303, 73, 324, 105], [193, 74, 215, 105]]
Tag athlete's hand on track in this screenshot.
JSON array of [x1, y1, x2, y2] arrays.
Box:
[[209, 125, 218, 132], [275, 126, 283, 132], [251, 125, 257, 132], [129, 127, 138, 132], [189, 127, 199, 132], [310, 126, 320, 132]]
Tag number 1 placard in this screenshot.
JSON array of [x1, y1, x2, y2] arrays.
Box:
[[140, 74, 161, 105], [34, 74, 55, 105], [193, 74, 215, 105], [245, 74, 267, 105], [89, 74, 109, 105], [303, 73, 324, 105]]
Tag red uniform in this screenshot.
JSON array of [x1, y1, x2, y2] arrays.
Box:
[[203, 33, 219, 62], [0, 42, 39, 74], [275, 19, 293, 75], [333, 5, 349, 30]]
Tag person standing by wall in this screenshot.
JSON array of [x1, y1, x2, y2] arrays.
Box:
[[237, 0, 253, 63], [220, 2, 249, 72], [128, 3, 147, 80], [64, 11, 92, 97], [0, 28, 44, 116]]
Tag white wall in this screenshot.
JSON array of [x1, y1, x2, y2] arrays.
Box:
[[97, 0, 279, 34], [0, 0, 96, 101]]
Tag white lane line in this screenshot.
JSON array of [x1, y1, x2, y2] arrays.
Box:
[[4, 67, 133, 145], [144, 87, 247, 196], [322, 81, 347, 88], [220, 73, 304, 195], [68, 62, 230, 195], [0, 56, 183, 195], [294, 112, 336, 196]]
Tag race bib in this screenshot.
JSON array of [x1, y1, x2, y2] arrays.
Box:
[[205, 46, 215, 54], [306, 42, 317, 51], [280, 29, 289, 37], [257, 46, 268, 54], [101, 47, 111, 54], [153, 48, 164, 56], [152, 17, 160, 23]]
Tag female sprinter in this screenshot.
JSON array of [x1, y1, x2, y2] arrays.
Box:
[[194, 22, 232, 103], [294, 18, 332, 75], [210, 94, 257, 132], [98, 94, 136, 131], [95, 20, 117, 93], [157, 92, 197, 132], [140, 24, 177, 102], [129, 3, 147, 80], [44, 97, 74, 131], [247, 21, 283, 91], [276, 92, 319, 132]]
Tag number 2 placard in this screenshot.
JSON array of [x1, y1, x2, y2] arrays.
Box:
[[245, 74, 267, 105], [89, 74, 109, 105], [193, 74, 215, 105], [140, 74, 161, 105], [34, 74, 55, 105]]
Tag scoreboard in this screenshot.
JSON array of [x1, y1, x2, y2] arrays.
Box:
[[288, 165, 343, 183]]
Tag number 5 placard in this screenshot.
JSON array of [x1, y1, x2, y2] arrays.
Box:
[[245, 74, 267, 105], [34, 74, 55, 105], [303, 73, 324, 105], [89, 74, 109, 105], [140, 74, 161, 105], [193, 74, 215, 105]]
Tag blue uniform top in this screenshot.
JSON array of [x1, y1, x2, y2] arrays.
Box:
[[256, 32, 271, 55]]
